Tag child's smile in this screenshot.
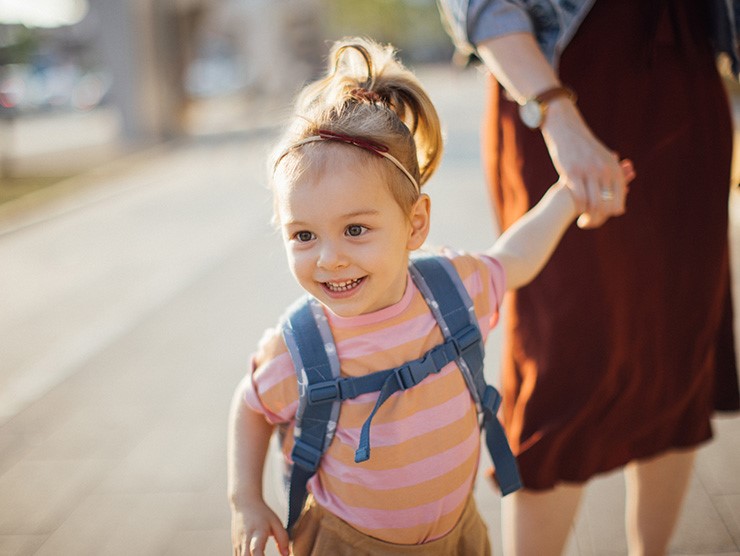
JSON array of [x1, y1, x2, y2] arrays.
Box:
[[274, 146, 427, 318], [323, 277, 364, 294]]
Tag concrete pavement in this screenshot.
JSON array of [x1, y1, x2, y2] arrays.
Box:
[[0, 65, 739, 555]]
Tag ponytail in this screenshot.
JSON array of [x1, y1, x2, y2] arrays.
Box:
[[273, 37, 443, 211]]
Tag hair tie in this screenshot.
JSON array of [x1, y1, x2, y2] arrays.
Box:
[[350, 88, 383, 104]]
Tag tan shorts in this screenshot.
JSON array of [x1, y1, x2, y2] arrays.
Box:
[[291, 494, 491, 556]]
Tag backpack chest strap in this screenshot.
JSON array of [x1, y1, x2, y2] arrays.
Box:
[[305, 323, 480, 404], [303, 323, 482, 463]]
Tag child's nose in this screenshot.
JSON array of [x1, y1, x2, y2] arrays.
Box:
[[317, 241, 347, 269]]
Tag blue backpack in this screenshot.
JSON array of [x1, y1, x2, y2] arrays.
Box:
[[280, 254, 521, 535]]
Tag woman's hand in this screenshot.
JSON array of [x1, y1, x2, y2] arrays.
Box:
[[475, 33, 632, 228], [541, 98, 630, 228], [558, 153, 636, 227], [231, 500, 290, 556]]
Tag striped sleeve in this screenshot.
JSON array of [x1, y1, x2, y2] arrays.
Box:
[[445, 249, 507, 337], [243, 327, 299, 425]]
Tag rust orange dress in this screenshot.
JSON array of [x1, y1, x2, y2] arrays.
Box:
[[483, 0, 740, 489]]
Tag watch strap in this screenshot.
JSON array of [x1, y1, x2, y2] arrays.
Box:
[[532, 85, 577, 105]]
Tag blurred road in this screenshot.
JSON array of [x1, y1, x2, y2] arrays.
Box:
[[0, 65, 739, 555]]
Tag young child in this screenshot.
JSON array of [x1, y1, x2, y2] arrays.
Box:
[[228, 37, 633, 556]]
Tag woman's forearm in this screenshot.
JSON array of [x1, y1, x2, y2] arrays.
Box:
[[476, 33, 561, 102], [476, 33, 586, 139], [476, 32, 627, 228]]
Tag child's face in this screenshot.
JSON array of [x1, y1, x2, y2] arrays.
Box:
[[275, 149, 427, 317]]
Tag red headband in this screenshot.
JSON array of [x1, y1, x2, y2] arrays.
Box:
[[274, 131, 419, 192], [317, 129, 389, 157]]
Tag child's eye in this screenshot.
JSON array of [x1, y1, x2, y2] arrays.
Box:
[[293, 231, 315, 243], [346, 224, 368, 237]]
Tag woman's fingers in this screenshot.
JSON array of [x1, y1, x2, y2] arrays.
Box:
[[603, 158, 635, 215], [577, 175, 609, 228], [577, 158, 635, 228]]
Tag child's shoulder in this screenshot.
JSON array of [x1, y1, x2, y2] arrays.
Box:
[[420, 248, 506, 320], [253, 295, 323, 371], [423, 247, 502, 285], [253, 324, 290, 371]]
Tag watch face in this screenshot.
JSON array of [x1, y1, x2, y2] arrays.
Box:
[[519, 100, 543, 129]]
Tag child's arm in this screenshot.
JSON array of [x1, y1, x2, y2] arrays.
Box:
[[488, 182, 578, 290], [228, 376, 290, 556], [489, 161, 634, 290]]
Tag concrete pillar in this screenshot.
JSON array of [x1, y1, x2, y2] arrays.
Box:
[[94, 0, 206, 143], [226, 0, 324, 98]]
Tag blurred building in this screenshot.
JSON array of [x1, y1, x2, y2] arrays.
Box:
[[206, 0, 325, 97], [1, 0, 452, 151], [89, 0, 324, 143]]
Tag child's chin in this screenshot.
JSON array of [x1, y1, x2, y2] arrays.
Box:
[[323, 302, 362, 318]]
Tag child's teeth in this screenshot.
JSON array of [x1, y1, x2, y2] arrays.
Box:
[[327, 278, 361, 291]]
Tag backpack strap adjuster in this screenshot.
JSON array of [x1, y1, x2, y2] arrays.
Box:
[[481, 384, 502, 418], [307, 377, 364, 404], [291, 439, 323, 472], [452, 324, 482, 356], [307, 381, 341, 404]]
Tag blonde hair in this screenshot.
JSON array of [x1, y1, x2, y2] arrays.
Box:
[[271, 37, 443, 214]]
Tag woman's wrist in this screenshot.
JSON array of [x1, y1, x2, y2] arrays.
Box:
[[540, 95, 584, 137]]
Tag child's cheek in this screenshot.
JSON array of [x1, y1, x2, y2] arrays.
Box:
[[288, 249, 312, 282]]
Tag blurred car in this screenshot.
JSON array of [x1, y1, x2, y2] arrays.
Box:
[[0, 62, 110, 113]]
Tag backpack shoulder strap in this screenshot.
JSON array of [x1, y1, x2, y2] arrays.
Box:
[[410, 254, 522, 495], [281, 296, 340, 536], [409, 255, 484, 403]]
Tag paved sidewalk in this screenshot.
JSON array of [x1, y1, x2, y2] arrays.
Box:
[[0, 65, 738, 556]]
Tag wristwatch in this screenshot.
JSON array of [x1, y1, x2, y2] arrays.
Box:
[[518, 85, 577, 129]]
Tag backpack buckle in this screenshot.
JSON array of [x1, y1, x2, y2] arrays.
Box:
[[393, 365, 415, 390], [291, 439, 323, 472], [481, 384, 502, 417], [452, 325, 481, 356], [306, 380, 340, 404]]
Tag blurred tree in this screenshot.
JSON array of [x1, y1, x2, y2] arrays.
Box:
[[323, 0, 452, 64], [0, 25, 38, 66]]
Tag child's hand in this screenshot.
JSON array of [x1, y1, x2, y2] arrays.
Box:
[[231, 501, 290, 556], [575, 159, 636, 228]]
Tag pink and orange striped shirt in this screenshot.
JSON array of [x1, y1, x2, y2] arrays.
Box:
[[244, 251, 505, 544]]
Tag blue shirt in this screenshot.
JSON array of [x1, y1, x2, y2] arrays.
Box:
[[438, 0, 740, 74]]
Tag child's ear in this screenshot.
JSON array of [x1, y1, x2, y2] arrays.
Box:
[[407, 194, 431, 250]]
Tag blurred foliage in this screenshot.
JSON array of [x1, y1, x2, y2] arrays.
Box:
[[323, 0, 453, 64], [0, 25, 38, 66]]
